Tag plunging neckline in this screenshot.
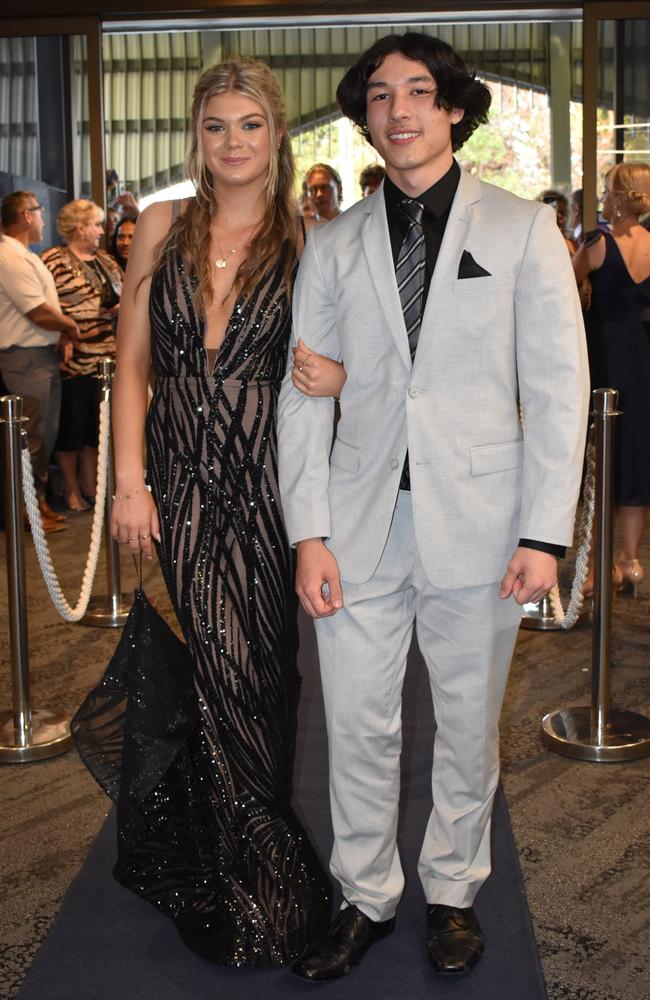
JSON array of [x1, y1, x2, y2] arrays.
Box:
[[201, 298, 241, 374], [606, 231, 650, 288]]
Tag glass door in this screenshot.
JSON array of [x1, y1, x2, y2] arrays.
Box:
[[582, 2, 650, 227], [0, 17, 106, 222]]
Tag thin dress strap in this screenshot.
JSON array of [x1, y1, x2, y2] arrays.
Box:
[[171, 199, 181, 223]]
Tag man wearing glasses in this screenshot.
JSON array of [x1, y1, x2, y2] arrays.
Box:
[[0, 190, 79, 532]]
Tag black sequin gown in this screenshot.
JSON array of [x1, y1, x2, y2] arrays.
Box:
[[75, 245, 331, 966], [585, 231, 650, 505]]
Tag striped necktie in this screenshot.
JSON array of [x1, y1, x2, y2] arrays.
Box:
[[396, 198, 425, 360]]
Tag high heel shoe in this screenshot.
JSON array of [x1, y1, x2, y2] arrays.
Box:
[[64, 491, 90, 512], [615, 559, 644, 598], [582, 564, 624, 599]]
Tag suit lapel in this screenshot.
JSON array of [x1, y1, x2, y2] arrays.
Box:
[[414, 169, 483, 371], [361, 192, 412, 370]]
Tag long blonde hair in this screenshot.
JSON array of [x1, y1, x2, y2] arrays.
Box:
[[607, 162, 650, 219], [155, 58, 296, 308]]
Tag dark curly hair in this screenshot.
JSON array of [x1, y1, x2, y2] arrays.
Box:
[[336, 32, 491, 153]]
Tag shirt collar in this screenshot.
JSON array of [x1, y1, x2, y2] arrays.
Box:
[[384, 159, 460, 221], [0, 234, 30, 256]]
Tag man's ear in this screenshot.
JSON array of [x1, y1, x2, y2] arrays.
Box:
[[450, 107, 465, 124]]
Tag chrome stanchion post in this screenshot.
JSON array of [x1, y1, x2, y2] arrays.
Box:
[[541, 388, 650, 762], [592, 387, 616, 746], [81, 358, 131, 627], [521, 593, 590, 631], [521, 594, 562, 631], [0, 395, 72, 762], [2, 396, 30, 747]]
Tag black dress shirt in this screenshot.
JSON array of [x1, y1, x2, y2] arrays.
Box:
[[384, 161, 565, 560], [385, 158, 460, 309]]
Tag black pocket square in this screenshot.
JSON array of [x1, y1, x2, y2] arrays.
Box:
[[458, 250, 492, 279]]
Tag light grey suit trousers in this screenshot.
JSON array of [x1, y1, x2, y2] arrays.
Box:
[[315, 491, 522, 919]]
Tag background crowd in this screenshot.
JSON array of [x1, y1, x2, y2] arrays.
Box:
[[0, 177, 138, 530], [0, 158, 648, 567]]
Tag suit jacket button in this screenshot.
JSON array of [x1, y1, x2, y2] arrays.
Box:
[[389, 458, 399, 470], [408, 386, 419, 398]]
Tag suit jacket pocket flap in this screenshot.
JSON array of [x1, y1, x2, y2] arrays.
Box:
[[331, 438, 361, 474], [470, 439, 523, 476]]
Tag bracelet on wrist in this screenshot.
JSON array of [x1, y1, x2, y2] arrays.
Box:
[[112, 484, 151, 502]]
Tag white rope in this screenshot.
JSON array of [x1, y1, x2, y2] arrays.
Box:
[[21, 396, 110, 622], [549, 440, 596, 629]]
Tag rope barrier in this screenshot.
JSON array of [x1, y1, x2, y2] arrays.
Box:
[[21, 396, 110, 623], [549, 439, 596, 629]]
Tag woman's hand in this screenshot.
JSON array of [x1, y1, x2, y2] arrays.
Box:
[[110, 487, 160, 561], [292, 338, 347, 398]]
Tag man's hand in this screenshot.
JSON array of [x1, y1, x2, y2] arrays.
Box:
[[499, 547, 557, 606], [25, 303, 80, 340], [66, 319, 81, 341], [296, 538, 343, 618], [56, 332, 73, 364]]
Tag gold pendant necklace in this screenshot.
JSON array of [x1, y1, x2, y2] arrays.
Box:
[[215, 247, 235, 269], [213, 223, 258, 270]]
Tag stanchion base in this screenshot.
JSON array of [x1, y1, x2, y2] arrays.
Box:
[[0, 708, 73, 763], [541, 706, 650, 762], [81, 593, 132, 627], [521, 595, 590, 631]]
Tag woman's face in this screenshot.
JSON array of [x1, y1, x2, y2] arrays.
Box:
[[115, 219, 136, 262], [106, 209, 120, 238], [75, 210, 104, 251], [200, 90, 273, 193]]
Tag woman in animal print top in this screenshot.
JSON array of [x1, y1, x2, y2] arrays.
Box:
[[41, 199, 122, 510]]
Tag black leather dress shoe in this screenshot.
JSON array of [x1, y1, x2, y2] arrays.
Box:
[[292, 904, 395, 981], [426, 904, 484, 974]]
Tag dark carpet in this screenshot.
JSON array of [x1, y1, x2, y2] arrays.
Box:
[[15, 615, 546, 1000], [3, 517, 649, 1000]]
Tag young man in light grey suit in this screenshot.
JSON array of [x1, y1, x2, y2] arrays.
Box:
[[277, 32, 589, 981]]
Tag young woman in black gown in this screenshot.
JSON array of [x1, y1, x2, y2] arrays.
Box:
[[573, 162, 650, 596], [107, 58, 345, 966]]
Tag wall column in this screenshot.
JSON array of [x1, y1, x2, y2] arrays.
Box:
[[548, 21, 572, 193]]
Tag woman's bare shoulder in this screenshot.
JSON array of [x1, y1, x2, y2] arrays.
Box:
[[140, 196, 193, 224], [137, 199, 175, 234], [132, 197, 193, 256]]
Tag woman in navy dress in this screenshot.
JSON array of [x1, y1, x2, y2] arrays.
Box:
[[573, 162, 650, 595]]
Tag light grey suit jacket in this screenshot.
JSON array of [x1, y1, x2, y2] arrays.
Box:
[[277, 168, 589, 589]]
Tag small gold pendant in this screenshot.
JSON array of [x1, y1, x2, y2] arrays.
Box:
[[215, 258, 227, 269]]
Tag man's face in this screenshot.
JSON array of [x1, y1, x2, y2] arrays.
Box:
[[25, 202, 45, 243], [365, 52, 464, 194], [307, 169, 340, 220]]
